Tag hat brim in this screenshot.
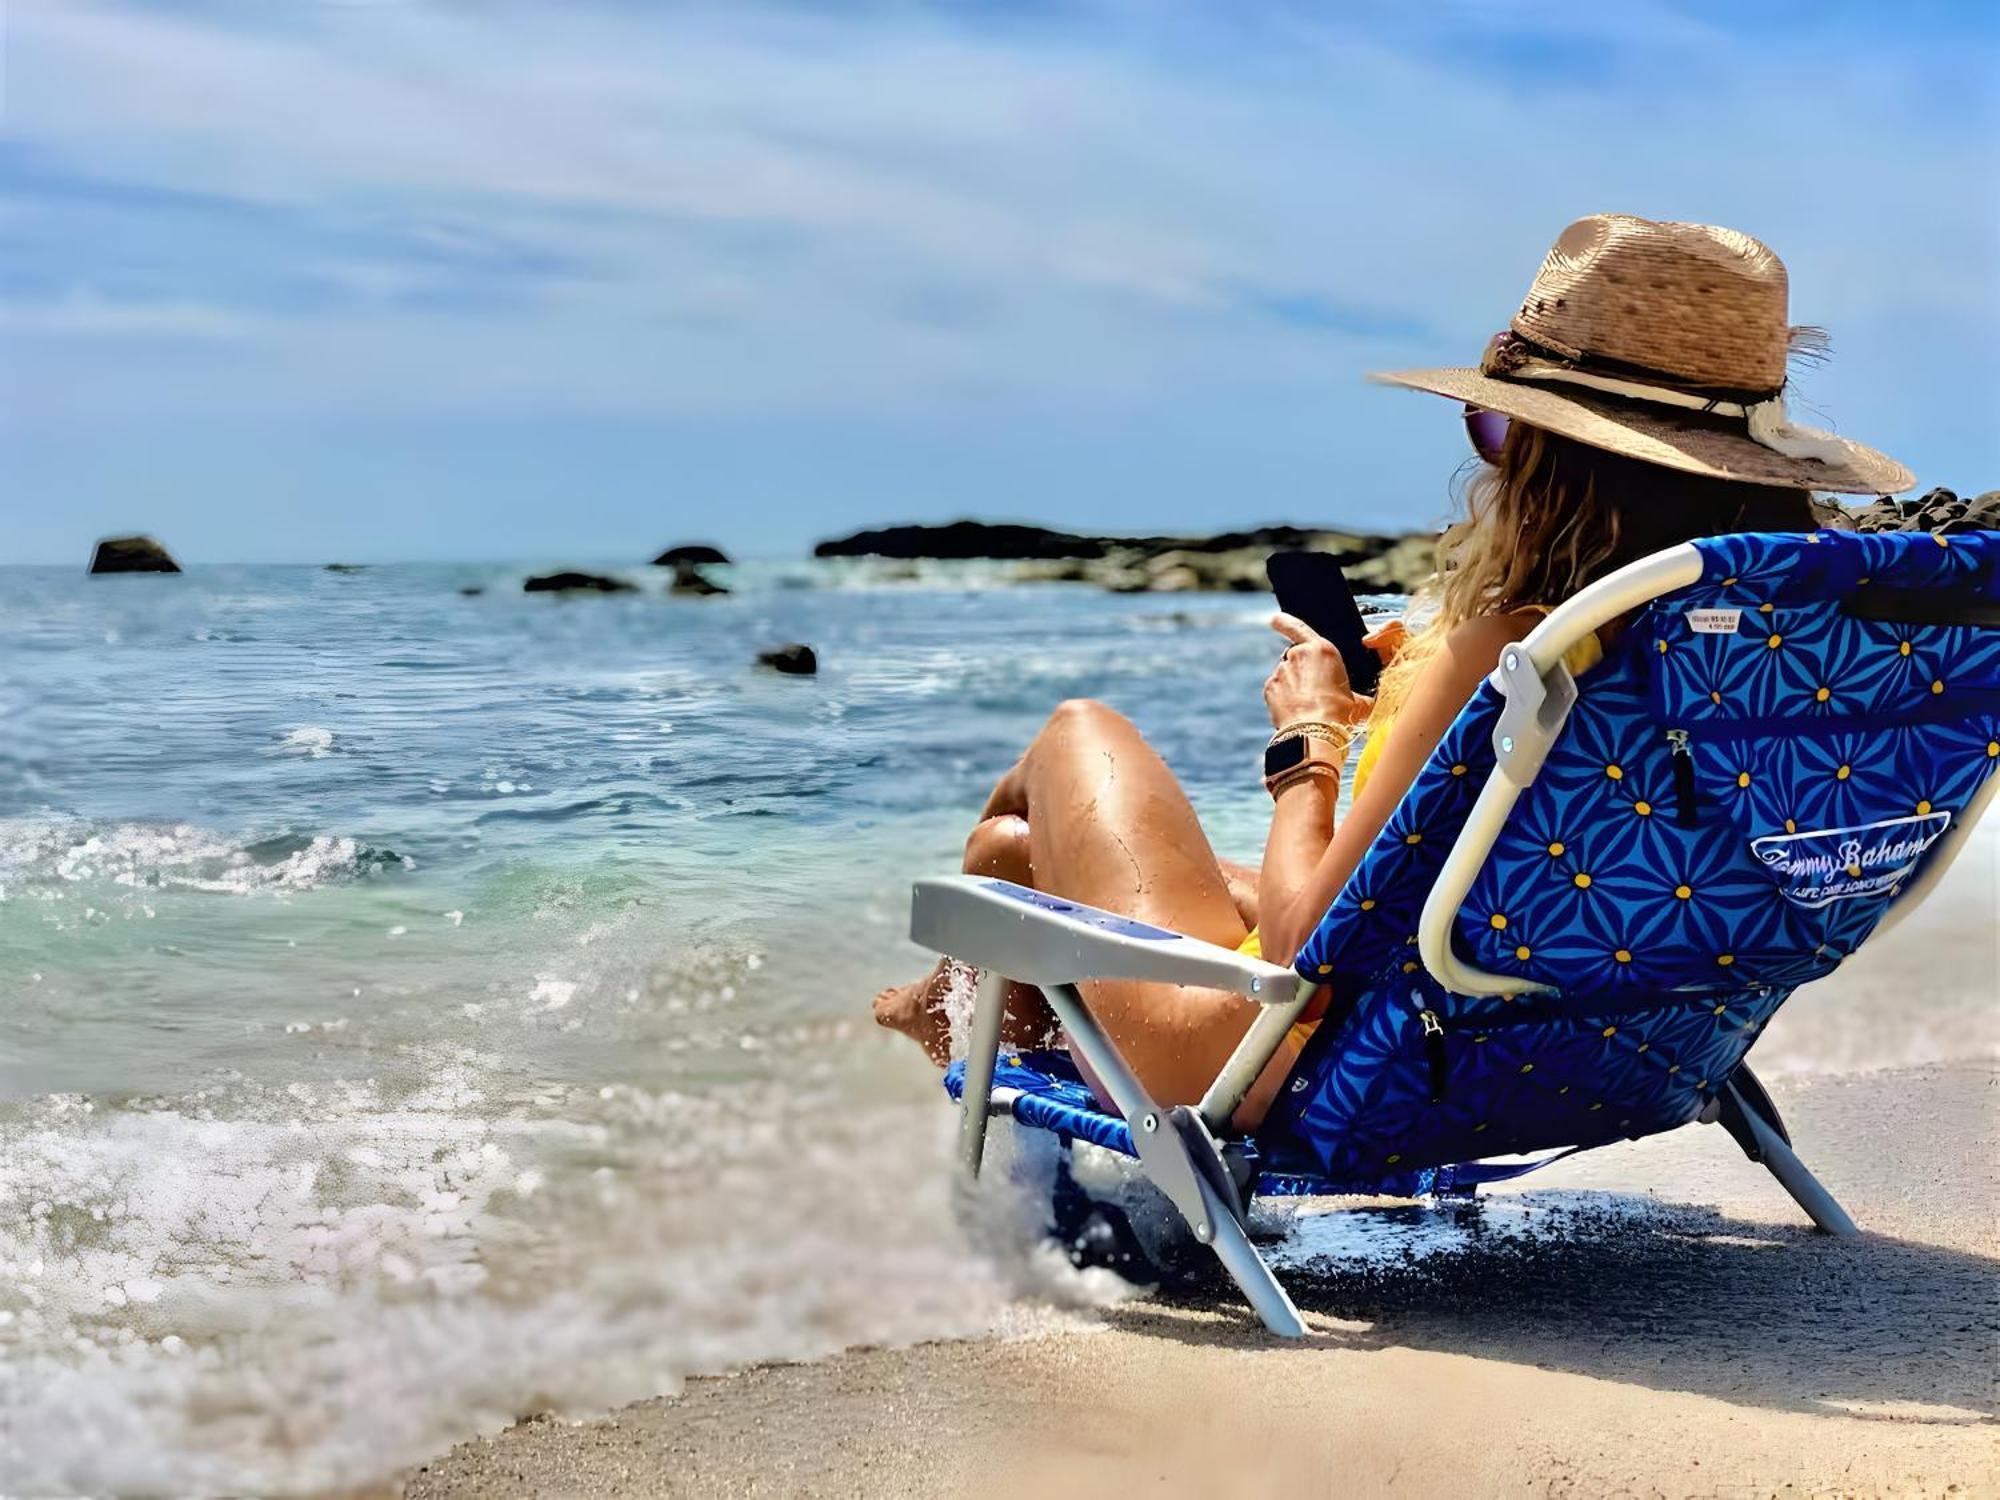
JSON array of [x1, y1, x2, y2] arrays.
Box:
[[1371, 367, 1913, 495]]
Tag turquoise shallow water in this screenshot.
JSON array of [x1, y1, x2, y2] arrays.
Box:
[[2, 561, 1992, 1495], [0, 560, 1294, 1493]]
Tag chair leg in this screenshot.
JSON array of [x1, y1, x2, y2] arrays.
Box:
[[1198, 1173, 1307, 1338], [958, 970, 1010, 1178], [1719, 1075, 1859, 1237]]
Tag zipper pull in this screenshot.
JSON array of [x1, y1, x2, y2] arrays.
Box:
[[1667, 727, 1699, 829], [1418, 1008, 1449, 1104]]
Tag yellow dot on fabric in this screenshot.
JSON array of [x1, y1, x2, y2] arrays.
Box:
[[1613, 952, 1631, 966], [1669, 1064, 1682, 1075], [1386, 1153, 1402, 1165], [1759, 602, 1775, 614], [1589, 1101, 1604, 1111], [1558, 1085, 1571, 1095], [1674, 884, 1692, 900], [1360, 898, 1376, 911], [1634, 801, 1652, 817], [1815, 687, 1831, 702], [1710, 690, 1723, 705], [1717, 953, 1734, 967], [1404, 832, 1422, 845], [1316, 963, 1333, 975], [1989, 742, 1999, 758], [1935, 532, 1950, 547], [1473, 1122, 1489, 1133], [1785, 818, 1797, 833], [1736, 771, 1751, 788], [1656, 639, 1668, 655], [1547, 840, 1565, 856], [1722, 576, 1738, 586], [1474, 1034, 1489, 1043], [1490, 913, 1507, 930], [1515, 945, 1531, 961], [1917, 800, 1932, 815], [1402, 961, 1420, 975], [1899, 640, 1912, 656], [1713, 1003, 1728, 1015], [1845, 863, 1863, 878], [1932, 679, 1946, 695], [1766, 633, 1782, 648], [1573, 872, 1592, 889], [1451, 763, 1467, 776], [1519, 1062, 1534, 1074], [1834, 764, 1852, 781], [1606, 764, 1623, 781], [1857, 577, 1870, 586], [1637, 1043, 1651, 1054], [1698, 1078, 1709, 1090]]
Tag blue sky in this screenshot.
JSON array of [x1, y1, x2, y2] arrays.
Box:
[[3, 0, 1994, 564]]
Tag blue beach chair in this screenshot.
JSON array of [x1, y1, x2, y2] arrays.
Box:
[[911, 530, 2000, 1336]]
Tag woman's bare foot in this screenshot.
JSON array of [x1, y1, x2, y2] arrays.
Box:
[[872, 960, 959, 1065]]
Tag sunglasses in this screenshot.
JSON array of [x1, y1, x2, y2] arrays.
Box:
[[1463, 404, 1510, 464]]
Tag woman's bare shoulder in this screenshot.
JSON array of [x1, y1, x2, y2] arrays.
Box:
[[1439, 610, 1541, 664]]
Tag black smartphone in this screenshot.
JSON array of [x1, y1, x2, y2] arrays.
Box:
[[1265, 551, 1381, 696]]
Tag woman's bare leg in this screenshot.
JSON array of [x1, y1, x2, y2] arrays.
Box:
[[872, 813, 1059, 1061], [1007, 700, 1258, 1108]]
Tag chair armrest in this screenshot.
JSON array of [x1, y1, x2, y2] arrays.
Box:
[[910, 875, 1308, 1003]]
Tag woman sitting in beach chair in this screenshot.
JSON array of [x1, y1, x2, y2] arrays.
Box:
[[873, 214, 1912, 1124]]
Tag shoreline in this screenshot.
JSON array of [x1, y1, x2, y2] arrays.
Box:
[[406, 1060, 2000, 1498]]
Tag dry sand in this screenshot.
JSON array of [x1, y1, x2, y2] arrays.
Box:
[[407, 1063, 1998, 1498]]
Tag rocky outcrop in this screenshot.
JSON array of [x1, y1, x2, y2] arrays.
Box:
[[89, 535, 180, 574], [523, 571, 636, 594], [812, 520, 1436, 594], [1848, 488, 2000, 536], [652, 544, 731, 566], [815, 521, 1108, 561], [669, 560, 729, 596], [756, 643, 818, 675], [324, 563, 368, 573]]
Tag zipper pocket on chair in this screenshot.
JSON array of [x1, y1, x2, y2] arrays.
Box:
[[1666, 727, 1699, 829], [1419, 1008, 1449, 1103]]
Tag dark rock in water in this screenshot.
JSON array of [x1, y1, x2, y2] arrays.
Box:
[[811, 518, 1433, 594], [458, 586, 485, 597], [815, 521, 1109, 561], [651, 543, 731, 567], [89, 535, 180, 574], [756, 643, 818, 675], [523, 571, 636, 594], [669, 560, 729, 596], [324, 563, 369, 573]]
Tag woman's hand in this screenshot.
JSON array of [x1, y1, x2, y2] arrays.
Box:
[[1264, 613, 1370, 729], [1363, 617, 1408, 667]]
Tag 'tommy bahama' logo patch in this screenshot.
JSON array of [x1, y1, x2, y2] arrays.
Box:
[[1750, 811, 1952, 909]]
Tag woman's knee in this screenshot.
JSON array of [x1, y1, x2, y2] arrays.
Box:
[[1043, 697, 1124, 734], [963, 814, 1031, 877]]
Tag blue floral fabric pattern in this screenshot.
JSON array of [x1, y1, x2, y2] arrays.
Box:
[[1268, 530, 2000, 1182]]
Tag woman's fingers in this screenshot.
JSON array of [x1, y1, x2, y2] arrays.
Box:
[[1270, 611, 1322, 645], [1362, 618, 1409, 661]]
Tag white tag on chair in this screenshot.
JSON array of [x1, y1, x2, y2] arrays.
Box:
[[1686, 608, 1744, 635]]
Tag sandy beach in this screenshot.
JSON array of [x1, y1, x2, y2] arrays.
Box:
[[407, 1055, 1998, 1498]]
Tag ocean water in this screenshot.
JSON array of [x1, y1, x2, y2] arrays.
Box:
[[2, 561, 1993, 1495]]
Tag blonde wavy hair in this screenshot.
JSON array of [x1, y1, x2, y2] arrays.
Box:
[[1372, 421, 1824, 727]]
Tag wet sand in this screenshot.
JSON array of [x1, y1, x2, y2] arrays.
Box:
[[407, 1062, 1999, 1498]]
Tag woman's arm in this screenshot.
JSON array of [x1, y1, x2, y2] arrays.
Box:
[[1255, 612, 1539, 967]]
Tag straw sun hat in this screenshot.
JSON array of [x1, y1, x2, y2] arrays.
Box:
[[1373, 214, 1912, 494]]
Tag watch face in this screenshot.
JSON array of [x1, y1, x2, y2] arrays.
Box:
[[1263, 735, 1309, 779]]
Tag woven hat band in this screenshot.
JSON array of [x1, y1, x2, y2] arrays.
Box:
[[1477, 331, 1849, 468]]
